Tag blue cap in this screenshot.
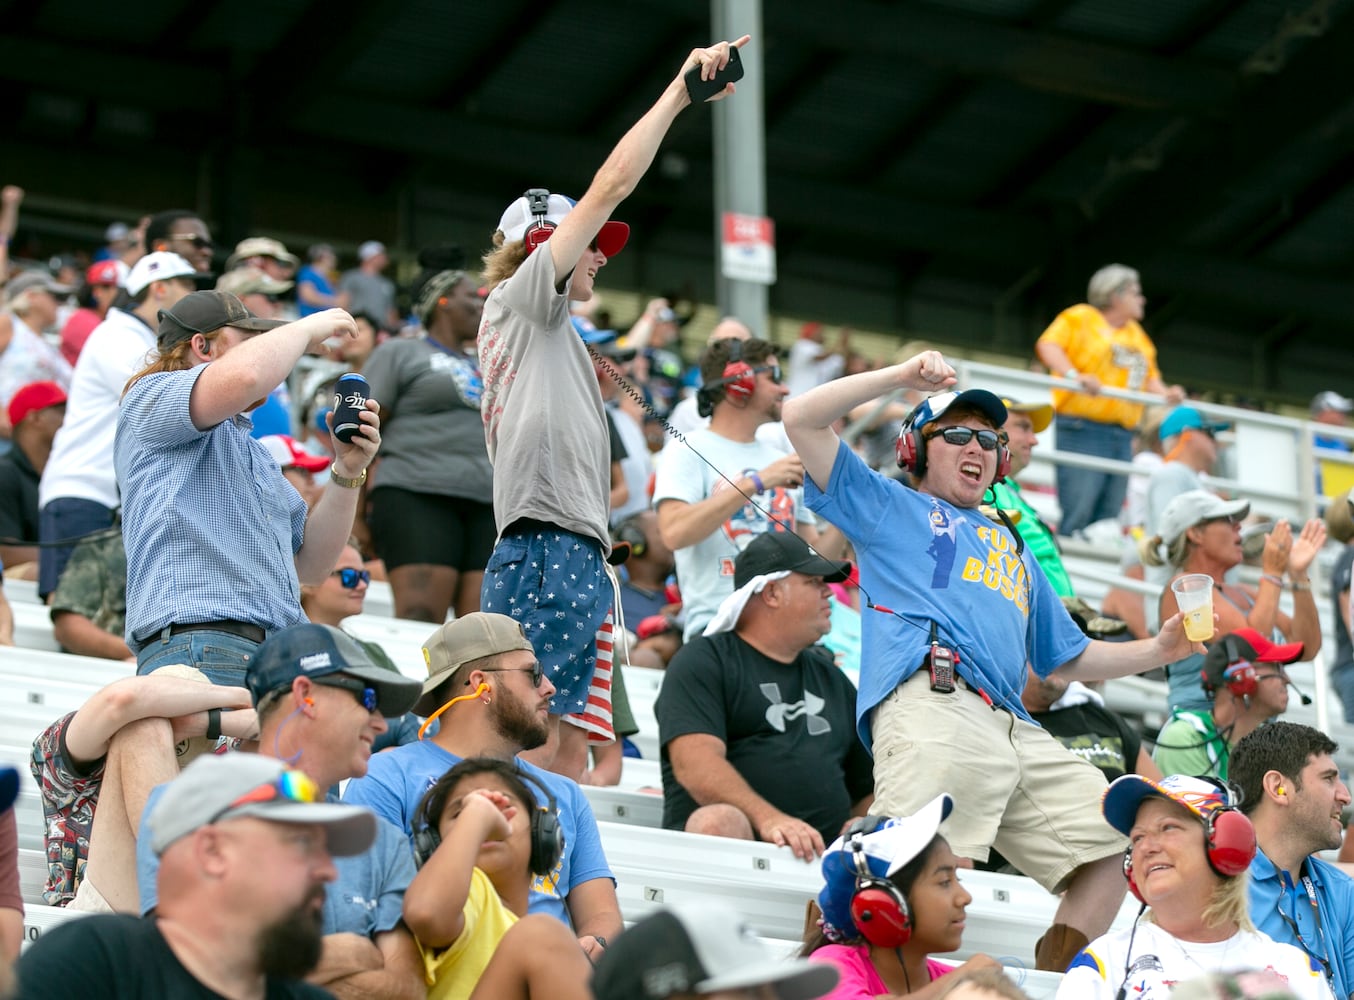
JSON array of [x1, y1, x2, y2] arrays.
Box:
[[1160, 405, 1230, 441], [570, 314, 618, 345], [245, 623, 420, 717], [907, 389, 1006, 434]]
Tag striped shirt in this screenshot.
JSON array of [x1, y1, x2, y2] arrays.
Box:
[[115, 365, 308, 650]]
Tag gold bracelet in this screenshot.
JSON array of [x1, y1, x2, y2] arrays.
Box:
[[329, 463, 367, 489]]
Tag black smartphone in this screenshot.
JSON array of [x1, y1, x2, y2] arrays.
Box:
[[684, 46, 743, 104]]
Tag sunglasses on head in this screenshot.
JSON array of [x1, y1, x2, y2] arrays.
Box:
[[470, 662, 546, 688], [923, 426, 1001, 451], [331, 568, 371, 589], [316, 675, 380, 713], [212, 768, 320, 823]]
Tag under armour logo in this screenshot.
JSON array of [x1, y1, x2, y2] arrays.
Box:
[[760, 683, 830, 735]]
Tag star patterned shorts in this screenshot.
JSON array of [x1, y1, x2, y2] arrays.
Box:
[[481, 524, 612, 717]]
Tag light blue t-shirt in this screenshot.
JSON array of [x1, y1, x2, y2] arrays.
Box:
[[804, 440, 1089, 748], [340, 737, 614, 924], [137, 785, 414, 937], [1249, 848, 1354, 1000]]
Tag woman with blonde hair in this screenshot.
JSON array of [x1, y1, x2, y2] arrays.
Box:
[[1057, 774, 1331, 999], [1142, 490, 1323, 714]]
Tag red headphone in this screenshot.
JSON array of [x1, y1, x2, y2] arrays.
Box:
[[896, 404, 1011, 484], [696, 339, 757, 417], [846, 831, 913, 948], [521, 188, 556, 254], [1122, 780, 1257, 903], [1200, 637, 1260, 700]]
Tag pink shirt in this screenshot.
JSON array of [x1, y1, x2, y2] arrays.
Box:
[[808, 943, 953, 999]]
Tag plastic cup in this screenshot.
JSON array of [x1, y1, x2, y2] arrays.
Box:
[[1171, 573, 1215, 642]]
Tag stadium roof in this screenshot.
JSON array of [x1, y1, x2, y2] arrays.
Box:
[[4, 0, 1353, 398]]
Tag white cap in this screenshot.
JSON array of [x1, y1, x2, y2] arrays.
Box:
[[126, 251, 207, 296], [357, 240, 386, 262]]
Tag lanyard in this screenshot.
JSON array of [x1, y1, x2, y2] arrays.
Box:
[[1278, 869, 1338, 995]]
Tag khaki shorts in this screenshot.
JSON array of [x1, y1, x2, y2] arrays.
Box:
[[870, 671, 1125, 893]]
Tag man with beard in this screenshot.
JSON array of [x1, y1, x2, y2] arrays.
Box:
[[342, 613, 622, 961], [133, 623, 426, 999], [14, 753, 374, 999], [653, 336, 816, 640]]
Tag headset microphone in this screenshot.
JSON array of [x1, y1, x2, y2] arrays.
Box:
[[1288, 679, 1313, 706]]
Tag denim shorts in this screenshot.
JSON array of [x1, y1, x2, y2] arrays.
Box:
[[480, 524, 611, 716], [136, 629, 260, 689]]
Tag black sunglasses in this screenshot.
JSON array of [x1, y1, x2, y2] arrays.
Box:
[[923, 426, 1001, 451], [753, 363, 783, 384], [316, 676, 379, 713], [168, 234, 215, 252], [471, 663, 546, 688], [331, 568, 372, 589]]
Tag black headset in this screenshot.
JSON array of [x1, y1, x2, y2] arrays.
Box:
[[613, 514, 648, 559], [413, 760, 564, 877]]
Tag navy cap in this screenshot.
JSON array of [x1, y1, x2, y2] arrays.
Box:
[[246, 623, 420, 717]]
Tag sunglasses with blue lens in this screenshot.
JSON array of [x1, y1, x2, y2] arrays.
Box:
[[331, 568, 372, 589], [317, 676, 379, 713]]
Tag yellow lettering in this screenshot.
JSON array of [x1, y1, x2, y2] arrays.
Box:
[[962, 557, 984, 582]]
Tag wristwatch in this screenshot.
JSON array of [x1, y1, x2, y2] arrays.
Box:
[[329, 463, 367, 489]]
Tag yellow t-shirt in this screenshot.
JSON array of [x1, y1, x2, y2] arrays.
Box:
[[420, 867, 520, 1000], [1037, 303, 1161, 429]]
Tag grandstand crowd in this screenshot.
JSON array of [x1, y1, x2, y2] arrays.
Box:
[[0, 33, 1353, 1000]]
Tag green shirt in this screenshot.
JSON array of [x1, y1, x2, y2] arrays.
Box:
[[1153, 709, 1228, 779], [989, 480, 1074, 598]]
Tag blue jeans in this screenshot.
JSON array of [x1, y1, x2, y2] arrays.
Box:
[[38, 498, 115, 599], [1332, 661, 1354, 724], [136, 629, 260, 688], [1053, 416, 1134, 536]]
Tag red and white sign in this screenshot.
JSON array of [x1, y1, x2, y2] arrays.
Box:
[[721, 211, 776, 285]]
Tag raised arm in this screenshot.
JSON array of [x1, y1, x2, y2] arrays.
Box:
[[1055, 610, 1203, 684], [782, 350, 955, 489], [545, 36, 750, 286], [189, 309, 359, 430]]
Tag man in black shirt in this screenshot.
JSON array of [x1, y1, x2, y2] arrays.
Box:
[[0, 381, 65, 571], [15, 753, 375, 999], [655, 531, 873, 861]]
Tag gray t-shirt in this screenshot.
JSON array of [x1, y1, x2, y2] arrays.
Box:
[[339, 269, 396, 323], [362, 338, 491, 501], [478, 248, 610, 547], [652, 428, 812, 639]]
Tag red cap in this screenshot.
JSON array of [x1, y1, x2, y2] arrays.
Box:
[[7, 381, 67, 427], [86, 260, 122, 286], [1230, 626, 1304, 664], [258, 435, 330, 473]]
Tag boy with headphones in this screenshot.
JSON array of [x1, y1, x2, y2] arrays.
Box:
[[403, 757, 590, 1000], [783, 351, 1205, 972], [1153, 628, 1305, 780]]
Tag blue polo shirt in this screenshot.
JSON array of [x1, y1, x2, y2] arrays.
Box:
[[1248, 847, 1354, 999]]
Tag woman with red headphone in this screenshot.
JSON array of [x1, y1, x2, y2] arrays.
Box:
[[1058, 774, 1331, 999], [801, 794, 1003, 998]]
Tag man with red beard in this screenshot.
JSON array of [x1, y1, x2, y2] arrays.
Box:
[[342, 613, 622, 963], [133, 623, 425, 999], [15, 753, 376, 999]]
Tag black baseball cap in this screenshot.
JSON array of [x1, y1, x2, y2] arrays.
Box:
[[733, 532, 851, 589], [157, 289, 286, 350]]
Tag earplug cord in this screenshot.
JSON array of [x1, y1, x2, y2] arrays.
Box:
[[417, 683, 490, 741]]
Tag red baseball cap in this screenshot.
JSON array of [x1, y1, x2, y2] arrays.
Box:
[[258, 434, 330, 473], [86, 260, 122, 287], [7, 381, 67, 428], [1229, 626, 1303, 664]]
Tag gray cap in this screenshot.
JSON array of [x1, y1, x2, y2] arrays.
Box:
[[147, 753, 376, 857]]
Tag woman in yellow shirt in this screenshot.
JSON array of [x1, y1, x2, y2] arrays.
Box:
[[1035, 264, 1182, 537]]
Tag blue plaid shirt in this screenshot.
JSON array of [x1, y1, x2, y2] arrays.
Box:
[[115, 366, 309, 651]]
